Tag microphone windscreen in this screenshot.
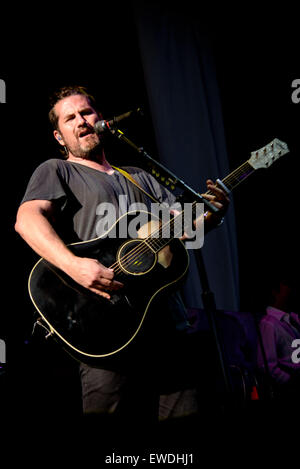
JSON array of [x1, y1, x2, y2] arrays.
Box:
[[94, 120, 106, 134]]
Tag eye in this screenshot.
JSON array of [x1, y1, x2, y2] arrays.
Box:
[[82, 109, 93, 116], [65, 114, 75, 122]]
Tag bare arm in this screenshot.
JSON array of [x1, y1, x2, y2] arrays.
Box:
[[15, 200, 123, 299]]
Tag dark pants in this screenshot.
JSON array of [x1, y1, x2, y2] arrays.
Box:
[[79, 328, 199, 423]]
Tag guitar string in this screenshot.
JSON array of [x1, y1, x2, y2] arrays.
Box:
[[107, 161, 254, 274], [109, 204, 194, 275], [109, 189, 232, 275], [219, 161, 252, 189], [108, 202, 197, 275], [109, 164, 252, 274], [217, 148, 279, 189], [206, 163, 254, 195], [227, 162, 254, 184], [108, 164, 248, 275], [201, 161, 252, 196], [223, 163, 254, 189]]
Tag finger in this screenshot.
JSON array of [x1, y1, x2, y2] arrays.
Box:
[[101, 268, 115, 280], [206, 178, 225, 191], [202, 194, 227, 211], [90, 287, 111, 300], [204, 189, 229, 203], [97, 277, 124, 291], [170, 209, 181, 216], [210, 201, 224, 210], [104, 280, 124, 290], [206, 183, 226, 196], [99, 277, 114, 288], [111, 280, 124, 289], [99, 277, 123, 287], [202, 193, 216, 201]]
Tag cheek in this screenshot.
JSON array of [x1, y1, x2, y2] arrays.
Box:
[[88, 118, 98, 129], [62, 127, 76, 142], [91, 112, 102, 124]]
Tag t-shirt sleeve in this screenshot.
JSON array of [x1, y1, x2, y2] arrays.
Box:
[[20, 159, 67, 206]]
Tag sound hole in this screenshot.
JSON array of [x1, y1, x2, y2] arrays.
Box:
[[118, 240, 156, 275]]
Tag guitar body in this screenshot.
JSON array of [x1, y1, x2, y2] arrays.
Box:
[[28, 211, 189, 360]]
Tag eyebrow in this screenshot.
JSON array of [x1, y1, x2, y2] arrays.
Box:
[[63, 106, 94, 121]]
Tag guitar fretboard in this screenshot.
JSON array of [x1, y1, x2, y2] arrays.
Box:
[[146, 160, 256, 253], [221, 161, 254, 191]]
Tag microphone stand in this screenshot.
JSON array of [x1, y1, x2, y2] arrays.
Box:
[[108, 125, 233, 399], [108, 126, 217, 211]]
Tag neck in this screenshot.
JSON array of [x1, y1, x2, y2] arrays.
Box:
[[67, 150, 114, 174]]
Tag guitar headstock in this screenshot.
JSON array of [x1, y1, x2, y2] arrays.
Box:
[[248, 138, 289, 169]]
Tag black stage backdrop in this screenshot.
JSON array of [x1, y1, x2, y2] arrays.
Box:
[[1, 0, 299, 449]]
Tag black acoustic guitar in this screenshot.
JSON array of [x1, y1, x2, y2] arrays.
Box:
[[28, 139, 288, 361]]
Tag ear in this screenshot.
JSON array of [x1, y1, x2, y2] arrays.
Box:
[[54, 130, 65, 146]]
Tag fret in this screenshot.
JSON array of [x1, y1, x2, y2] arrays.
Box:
[[147, 202, 198, 253], [222, 161, 255, 191]]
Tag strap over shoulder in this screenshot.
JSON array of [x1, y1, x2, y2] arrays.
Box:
[[112, 166, 160, 204]]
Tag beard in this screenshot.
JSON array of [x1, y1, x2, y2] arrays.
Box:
[[65, 133, 104, 161]]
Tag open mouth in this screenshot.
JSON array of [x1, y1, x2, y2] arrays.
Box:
[[78, 128, 94, 138]]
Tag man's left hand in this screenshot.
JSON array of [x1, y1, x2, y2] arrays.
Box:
[[202, 179, 230, 228]]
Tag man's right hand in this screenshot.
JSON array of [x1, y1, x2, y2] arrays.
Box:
[[15, 200, 123, 299], [67, 257, 124, 299]]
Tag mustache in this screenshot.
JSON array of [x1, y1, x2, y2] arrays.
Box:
[[77, 122, 95, 137]]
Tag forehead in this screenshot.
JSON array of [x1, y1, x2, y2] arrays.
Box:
[[55, 94, 93, 119]]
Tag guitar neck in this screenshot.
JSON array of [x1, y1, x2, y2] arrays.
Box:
[[134, 138, 289, 254], [147, 160, 257, 253], [220, 160, 255, 191], [146, 160, 256, 253]]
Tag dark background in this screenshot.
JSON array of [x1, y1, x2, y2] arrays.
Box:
[[0, 2, 299, 437]]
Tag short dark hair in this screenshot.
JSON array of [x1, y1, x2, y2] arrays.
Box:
[[48, 85, 98, 131]]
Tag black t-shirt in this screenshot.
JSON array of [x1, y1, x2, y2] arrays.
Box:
[[21, 158, 189, 331], [21, 159, 177, 242]]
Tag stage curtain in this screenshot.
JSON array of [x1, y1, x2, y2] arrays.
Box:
[[134, 3, 239, 311]]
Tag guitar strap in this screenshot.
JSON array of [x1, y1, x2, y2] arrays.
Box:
[[112, 165, 161, 204]]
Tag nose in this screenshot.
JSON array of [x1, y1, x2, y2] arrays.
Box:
[[77, 113, 87, 126]]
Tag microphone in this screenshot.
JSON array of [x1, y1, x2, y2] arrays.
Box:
[[94, 108, 143, 134]]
